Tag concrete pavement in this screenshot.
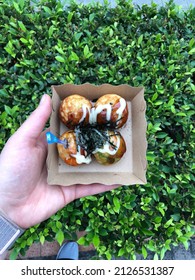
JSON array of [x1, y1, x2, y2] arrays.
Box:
[[7, 237, 195, 259]]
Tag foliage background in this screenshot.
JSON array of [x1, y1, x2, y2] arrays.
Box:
[[0, 0, 194, 259]]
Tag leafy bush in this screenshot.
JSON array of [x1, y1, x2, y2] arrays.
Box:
[[0, 0, 194, 259]]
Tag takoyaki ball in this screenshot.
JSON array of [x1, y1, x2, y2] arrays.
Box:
[[93, 131, 126, 165], [59, 95, 92, 129], [57, 130, 91, 166], [94, 94, 128, 128]]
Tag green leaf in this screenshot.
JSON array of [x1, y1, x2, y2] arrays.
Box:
[[55, 56, 65, 62], [189, 48, 195, 55], [74, 32, 83, 41], [56, 221, 62, 229], [40, 235, 45, 245], [118, 248, 125, 257], [160, 248, 166, 260], [98, 210, 104, 217], [142, 246, 148, 259], [141, 229, 154, 236], [153, 122, 162, 131], [99, 229, 108, 236], [178, 236, 188, 243], [13, 1, 21, 13], [89, 13, 95, 22], [29, 228, 35, 233], [84, 45, 89, 57], [18, 21, 26, 32], [48, 26, 55, 38], [4, 105, 12, 116], [18, 0, 25, 9], [105, 251, 112, 260], [67, 11, 75, 23], [77, 236, 85, 245], [27, 236, 34, 246], [113, 196, 120, 213], [20, 38, 28, 44], [56, 230, 64, 245], [154, 100, 163, 106], [4, 41, 16, 58], [93, 235, 100, 247], [146, 152, 156, 161], [176, 112, 186, 117], [154, 216, 162, 223], [164, 219, 173, 228], [43, 6, 52, 15], [183, 241, 189, 250], [167, 97, 174, 106], [165, 239, 171, 250], [167, 151, 175, 157], [69, 51, 79, 61], [171, 214, 181, 222], [83, 45, 93, 59], [138, 34, 143, 45], [158, 207, 165, 216], [189, 38, 195, 48], [9, 248, 20, 260], [151, 92, 158, 101], [85, 196, 97, 201], [55, 46, 64, 55], [156, 132, 168, 139]]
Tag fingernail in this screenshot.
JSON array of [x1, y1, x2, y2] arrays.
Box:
[[39, 94, 46, 105]]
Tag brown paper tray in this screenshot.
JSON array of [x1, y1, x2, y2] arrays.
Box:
[[46, 83, 147, 186]]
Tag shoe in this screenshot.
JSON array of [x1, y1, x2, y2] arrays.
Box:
[[56, 241, 79, 260]]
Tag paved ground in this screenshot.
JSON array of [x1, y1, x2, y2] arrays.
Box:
[[5, 237, 195, 260], [42, 237, 195, 260]]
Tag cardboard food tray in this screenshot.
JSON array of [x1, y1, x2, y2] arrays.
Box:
[[46, 83, 147, 186]]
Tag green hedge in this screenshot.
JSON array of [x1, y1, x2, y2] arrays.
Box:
[[0, 0, 195, 259]]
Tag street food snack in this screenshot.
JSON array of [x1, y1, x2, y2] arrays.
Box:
[[57, 129, 126, 166], [93, 131, 126, 165], [59, 94, 92, 129], [93, 94, 128, 128], [59, 94, 128, 129], [57, 130, 91, 166], [57, 93, 128, 166]]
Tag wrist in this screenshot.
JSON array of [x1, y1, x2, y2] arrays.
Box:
[[0, 211, 25, 255], [0, 203, 26, 229]]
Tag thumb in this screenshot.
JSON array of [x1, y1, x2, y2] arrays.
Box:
[[15, 94, 52, 141]]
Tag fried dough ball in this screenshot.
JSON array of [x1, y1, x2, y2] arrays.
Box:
[[93, 131, 126, 165], [94, 94, 128, 128], [59, 95, 92, 129], [57, 130, 91, 166]]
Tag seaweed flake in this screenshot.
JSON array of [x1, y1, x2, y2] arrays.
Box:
[[75, 121, 120, 156]]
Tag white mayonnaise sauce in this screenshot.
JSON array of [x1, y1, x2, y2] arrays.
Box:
[[93, 134, 121, 155], [79, 98, 126, 124], [79, 104, 90, 123], [72, 145, 92, 164], [89, 104, 112, 123], [116, 98, 126, 121]]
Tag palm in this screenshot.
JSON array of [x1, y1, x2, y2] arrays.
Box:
[[0, 129, 63, 228]]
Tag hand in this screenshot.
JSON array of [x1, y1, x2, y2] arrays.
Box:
[[0, 94, 119, 229]]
